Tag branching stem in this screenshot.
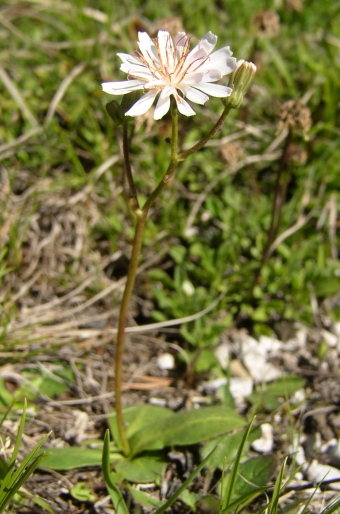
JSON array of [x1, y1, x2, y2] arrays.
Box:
[[114, 100, 232, 455]]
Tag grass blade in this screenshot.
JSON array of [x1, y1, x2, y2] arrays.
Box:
[[221, 416, 255, 513], [267, 456, 287, 514], [0, 401, 27, 498], [321, 495, 340, 514], [8, 399, 27, 468], [0, 429, 51, 511], [102, 430, 129, 514]]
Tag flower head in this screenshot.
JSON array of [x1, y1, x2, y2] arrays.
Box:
[[102, 30, 237, 120]]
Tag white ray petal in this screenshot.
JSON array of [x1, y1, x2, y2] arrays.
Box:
[[117, 53, 144, 66], [125, 90, 158, 116], [182, 48, 208, 74], [144, 79, 167, 88], [154, 87, 173, 119], [119, 63, 154, 77], [180, 85, 209, 104], [181, 72, 205, 85], [158, 30, 175, 73], [186, 33, 215, 64], [174, 32, 189, 61], [174, 93, 196, 116], [102, 79, 144, 95], [199, 49, 237, 76], [193, 82, 233, 97], [199, 31, 218, 54], [138, 32, 160, 69]]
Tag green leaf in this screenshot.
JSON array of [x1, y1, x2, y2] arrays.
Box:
[[70, 483, 95, 502], [169, 245, 187, 264], [232, 455, 277, 500], [128, 487, 163, 508], [116, 453, 166, 482], [28, 495, 56, 514], [202, 426, 261, 470], [266, 375, 305, 397], [129, 406, 245, 457], [180, 489, 198, 508], [193, 349, 219, 373], [40, 446, 121, 470], [247, 391, 282, 412], [108, 404, 173, 450], [28, 376, 69, 398]]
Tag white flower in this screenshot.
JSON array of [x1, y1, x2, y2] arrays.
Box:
[[102, 30, 237, 120]]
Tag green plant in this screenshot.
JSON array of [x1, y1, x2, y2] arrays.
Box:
[[103, 30, 256, 456], [0, 400, 51, 513]]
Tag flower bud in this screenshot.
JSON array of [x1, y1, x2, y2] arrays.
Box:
[[224, 60, 257, 109]]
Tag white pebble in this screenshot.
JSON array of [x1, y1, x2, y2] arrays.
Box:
[[157, 353, 175, 370], [251, 423, 274, 453]]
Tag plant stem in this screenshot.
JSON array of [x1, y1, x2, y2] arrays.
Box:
[[115, 210, 146, 456], [114, 99, 233, 455], [114, 99, 179, 456], [179, 105, 232, 160], [251, 129, 292, 290]]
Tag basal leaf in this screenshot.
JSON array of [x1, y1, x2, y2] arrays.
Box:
[[116, 452, 166, 482], [247, 391, 282, 412], [108, 404, 173, 449], [129, 406, 245, 456], [40, 447, 122, 470], [232, 455, 277, 500], [202, 426, 261, 470], [128, 487, 163, 508], [266, 375, 305, 397]]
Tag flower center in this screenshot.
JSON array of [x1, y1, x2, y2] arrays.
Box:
[[134, 33, 210, 89]]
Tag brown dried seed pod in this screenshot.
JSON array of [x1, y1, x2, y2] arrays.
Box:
[[277, 100, 312, 137], [254, 10, 281, 37]]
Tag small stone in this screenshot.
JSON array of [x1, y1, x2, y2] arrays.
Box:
[[201, 378, 227, 394], [243, 351, 281, 382], [333, 322, 340, 338], [307, 460, 340, 490], [229, 377, 253, 405], [157, 353, 175, 370], [292, 388, 306, 405], [230, 359, 251, 379], [215, 343, 230, 370], [321, 439, 340, 460], [321, 329, 339, 348], [251, 423, 274, 453], [149, 397, 167, 407], [288, 435, 306, 468], [258, 335, 282, 355]]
